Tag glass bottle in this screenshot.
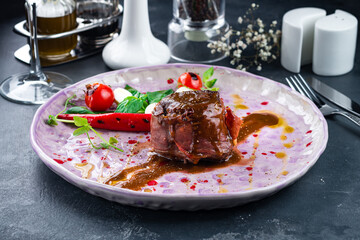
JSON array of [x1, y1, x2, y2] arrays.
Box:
[[29, 0, 78, 61]]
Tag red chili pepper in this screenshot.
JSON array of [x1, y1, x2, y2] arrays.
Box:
[[58, 113, 151, 132]]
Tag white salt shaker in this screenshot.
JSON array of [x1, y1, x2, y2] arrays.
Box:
[[281, 8, 326, 73], [312, 10, 358, 76]]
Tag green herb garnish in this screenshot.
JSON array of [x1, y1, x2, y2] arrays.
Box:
[[147, 89, 174, 104], [115, 96, 145, 113], [72, 116, 122, 152], [47, 95, 122, 152], [202, 67, 219, 91], [64, 106, 95, 114], [115, 85, 173, 113]]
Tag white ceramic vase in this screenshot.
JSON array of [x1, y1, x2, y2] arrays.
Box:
[[102, 0, 170, 69]]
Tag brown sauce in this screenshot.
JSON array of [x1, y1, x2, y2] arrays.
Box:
[[105, 112, 280, 191]]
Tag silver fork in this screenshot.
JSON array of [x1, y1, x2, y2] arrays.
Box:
[[286, 74, 360, 127]]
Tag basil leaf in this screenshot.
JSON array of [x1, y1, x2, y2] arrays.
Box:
[[203, 67, 214, 81], [115, 96, 144, 113], [125, 85, 141, 96], [146, 89, 174, 104], [204, 78, 217, 88], [207, 87, 219, 91], [64, 106, 95, 114]]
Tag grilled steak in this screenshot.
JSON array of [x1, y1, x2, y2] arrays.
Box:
[[150, 90, 241, 164]]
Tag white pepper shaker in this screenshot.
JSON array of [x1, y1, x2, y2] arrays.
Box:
[[312, 10, 358, 76], [281, 8, 326, 73]]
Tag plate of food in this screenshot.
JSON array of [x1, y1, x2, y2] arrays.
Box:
[[30, 64, 328, 210]]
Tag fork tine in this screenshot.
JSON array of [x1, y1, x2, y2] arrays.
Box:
[[285, 77, 296, 91], [297, 74, 323, 104], [292, 75, 313, 100], [287, 76, 307, 97]]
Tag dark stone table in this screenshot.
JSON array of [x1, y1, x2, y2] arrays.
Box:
[[1, 0, 359, 239]]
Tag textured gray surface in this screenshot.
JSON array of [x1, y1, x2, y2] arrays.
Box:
[[1, 0, 360, 239]]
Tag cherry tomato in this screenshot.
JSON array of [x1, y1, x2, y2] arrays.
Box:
[[178, 72, 202, 90], [85, 83, 115, 112]]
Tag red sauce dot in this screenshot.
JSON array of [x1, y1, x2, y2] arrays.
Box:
[[181, 177, 189, 183], [54, 159, 64, 164], [246, 167, 253, 171], [242, 151, 248, 155], [131, 161, 135, 163], [147, 139, 151, 142], [81, 160, 87, 163], [306, 130, 312, 134], [167, 78, 174, 84], [306, 142, 312, 147], [67, 158, 73, 161], [246, 112, 251, 115], [120, 159, 124, 161], [262, 152, 267, 155], [147, 180, 158, 186], [261, 101, 269, 105], [269, 151, 276, 154], [190, 185, 196, 191], [249, 173, 253, 176], [253, 134, 258, 137], [128, 140, 137, 144], [217, 179, 223, 184], [204, 180, 208, 183]]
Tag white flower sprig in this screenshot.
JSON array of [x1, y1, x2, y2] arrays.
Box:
[[207, 3, 281, 71]]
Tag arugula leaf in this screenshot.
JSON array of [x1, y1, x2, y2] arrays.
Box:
[[203, 67, 214, 81], [115, 96, 144, 113], [146, 89, 174, 104], [64, 106, 95, 114]]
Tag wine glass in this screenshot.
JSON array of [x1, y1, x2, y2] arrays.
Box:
[[0, 1, 73, 104]]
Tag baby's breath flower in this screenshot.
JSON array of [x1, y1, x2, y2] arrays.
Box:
[[207, 3, 281, 71]]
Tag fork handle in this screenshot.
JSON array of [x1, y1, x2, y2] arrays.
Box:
[[334, 111, 360, 127]]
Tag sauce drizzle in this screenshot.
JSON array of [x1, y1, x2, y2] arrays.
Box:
[[105, 112, 280, 191]]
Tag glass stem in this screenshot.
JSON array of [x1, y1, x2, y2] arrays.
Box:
[[25, 1, 46, 81]]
